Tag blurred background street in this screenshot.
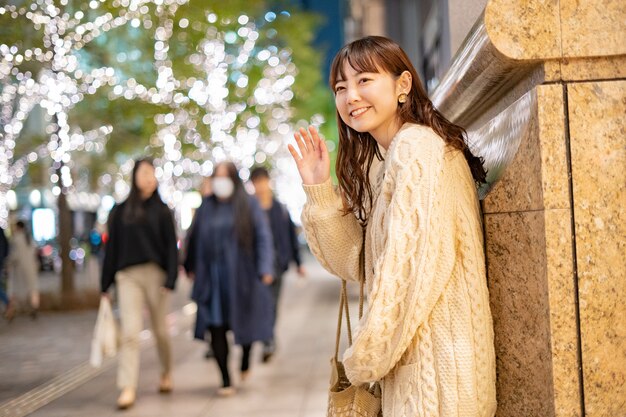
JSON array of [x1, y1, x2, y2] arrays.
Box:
[[0, 251, 351, 417]]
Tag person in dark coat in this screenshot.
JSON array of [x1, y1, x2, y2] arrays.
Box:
[[184, 161, 275, 396], [250, 166, 305, 361], [0, 226, 13, 321], [101, 158, 179, 409]]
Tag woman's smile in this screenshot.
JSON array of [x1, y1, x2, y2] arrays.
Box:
[[350, 106, 371, 118]]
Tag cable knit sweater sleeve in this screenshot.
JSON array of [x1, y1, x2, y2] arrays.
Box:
[[343, 130, 456, 385], [301, 179, 362, 283]]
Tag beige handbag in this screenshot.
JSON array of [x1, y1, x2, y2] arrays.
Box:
[[327, 232, 382, 417]]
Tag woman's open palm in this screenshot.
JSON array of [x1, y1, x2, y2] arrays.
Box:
[[288, 126, 330, 185]]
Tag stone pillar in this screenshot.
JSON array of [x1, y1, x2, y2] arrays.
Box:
[[431, 1, 625, 416], [566, 80, 625, 417], [482, 84, 580, 417]]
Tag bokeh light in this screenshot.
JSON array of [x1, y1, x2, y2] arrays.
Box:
[[0, 0, 324, 227]]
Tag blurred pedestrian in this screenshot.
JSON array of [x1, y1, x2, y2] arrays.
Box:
[[289, 36, 496, 416], [196, 175, 215, 359], [101, 158, 179, 410], [250, 166, 305, 362], [0, 226, 13, 321], [7, 220, 39, 320], [184, 161, 274, 396]]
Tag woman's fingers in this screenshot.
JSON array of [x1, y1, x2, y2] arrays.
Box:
[[318, 133, 329, 157], [308, 126, 326, 157], [287, 144, 301, 163], [291, 125, 327, 163], [301, 127, 317, 152], [293, 130, 310, 156], [289, 125, 330, 185], [308, 125, 320, 147]]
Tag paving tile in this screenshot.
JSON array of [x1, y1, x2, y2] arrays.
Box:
[[6, 251, 341, 417]]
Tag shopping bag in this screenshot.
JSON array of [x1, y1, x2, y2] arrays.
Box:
[[89, 296, 118, 367], [327, 281, 382, 417], [327, 228, 381, 417]]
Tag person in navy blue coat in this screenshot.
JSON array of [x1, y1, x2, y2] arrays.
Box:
[[250, 167, 305, 362], [184, 161, 275, 396]]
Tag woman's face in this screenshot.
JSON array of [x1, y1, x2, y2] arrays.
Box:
[[134, 162, 158, 197], [251, 175, 271, 197], [212, 164, 235, 200], [334, 62, 403, 145], [214, 164, 229, 178]]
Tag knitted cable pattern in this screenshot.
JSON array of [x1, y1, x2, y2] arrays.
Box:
[[302, 124, 496, 417]]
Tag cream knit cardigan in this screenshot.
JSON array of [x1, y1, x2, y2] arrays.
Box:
[[301, 123, 497, 417]]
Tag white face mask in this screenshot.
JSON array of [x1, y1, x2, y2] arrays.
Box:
[[212, 177, 235, 199]]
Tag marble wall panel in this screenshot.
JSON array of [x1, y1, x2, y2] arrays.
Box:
[[483, 85, 567, 213], [567, 80, 626, 416], [485, 211, 555, 417], [544, 209, 582, 417], [560, 56, 626, 82], [543, 60, 562, 83], [484, 0, 561, 60], [482, 111, 542, 214], [483, 0, 624, 61], [537, 85, 569, 210], [560, 0, 626, 58]]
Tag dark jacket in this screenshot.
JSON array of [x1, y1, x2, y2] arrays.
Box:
[[101, 194, 179, 292], [0, 227, 8, 271], [184, 195, 274, 345], [266, 198, 301, 274]]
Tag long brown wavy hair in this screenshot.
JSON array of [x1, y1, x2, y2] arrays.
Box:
[[330, 36, 486, 224], [212, 161, 254, 253]]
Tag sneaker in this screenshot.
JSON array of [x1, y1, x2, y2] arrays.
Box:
[[216, 386, 236, 397], [116, 387, 136, 409], [159, 373, 173, 393], [262, 343, 275, 363]]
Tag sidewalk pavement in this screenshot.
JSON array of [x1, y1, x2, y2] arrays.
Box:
[[0, 251, 359, 417], [0, 259, 104, 404], [5, 257, 103, 312]]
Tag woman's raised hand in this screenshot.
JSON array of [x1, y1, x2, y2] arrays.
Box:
[[288, 126, 330, 185]]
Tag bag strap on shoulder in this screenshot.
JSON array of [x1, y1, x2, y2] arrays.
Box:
[[334, 226, 366, 361]]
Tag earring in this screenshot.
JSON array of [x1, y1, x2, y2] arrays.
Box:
[[398, 93, 407, 104]]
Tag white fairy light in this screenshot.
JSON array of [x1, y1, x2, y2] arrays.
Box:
[[1, 0, 315, 221], [0, 0, 178, 225]]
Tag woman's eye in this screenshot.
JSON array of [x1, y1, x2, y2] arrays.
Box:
[[335, 86, 345, 93], [358, 78, 371, 84]]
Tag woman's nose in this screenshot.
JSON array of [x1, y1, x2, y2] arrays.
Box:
[[346, 86, 360, 104]]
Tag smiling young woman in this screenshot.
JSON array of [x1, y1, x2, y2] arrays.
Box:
[[288, 36, 496, 417]]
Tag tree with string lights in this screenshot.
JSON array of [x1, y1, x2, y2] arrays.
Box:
[[1, 0, 152, 295], [1, 0, 331, 300]]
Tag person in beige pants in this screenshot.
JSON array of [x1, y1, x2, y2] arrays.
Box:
[[116, 263, 171, 395], [101, 158, 179, 410]]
